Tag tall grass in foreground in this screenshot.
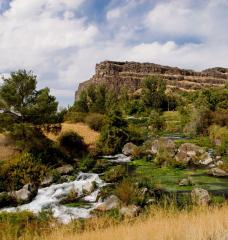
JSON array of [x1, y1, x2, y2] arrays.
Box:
[[1, 205, 227, 240]]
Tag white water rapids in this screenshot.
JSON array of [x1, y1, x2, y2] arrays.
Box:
[[2, 173, 106, 224], [102, 154, 131, 162]]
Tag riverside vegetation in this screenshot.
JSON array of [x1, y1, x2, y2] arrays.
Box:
[[0, 70, 227, 239]]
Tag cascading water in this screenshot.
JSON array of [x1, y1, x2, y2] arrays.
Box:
[[1, 173, 106, 224]]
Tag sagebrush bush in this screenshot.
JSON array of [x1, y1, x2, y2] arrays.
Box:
[[103, 165, 126, 183], [114, 179, 144, 206], [85, 113, 105, 131], [64, 111, 87, 123]]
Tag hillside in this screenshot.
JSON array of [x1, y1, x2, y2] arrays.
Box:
[[75, 61, 228, 99]]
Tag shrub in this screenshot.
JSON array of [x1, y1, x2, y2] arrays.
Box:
[[103, 165, 126, 183], [148, 110, 165, 132], [79, 155, 96, 172], [114, 179, 144, 205], [98, 110, 129, 154], [0, 192, 16, 208], [59, 131, 87, 157], [85, 113, 105, 131], [4, 153, 48, 191], [64, 111, 87, 123], [209, 125, 228, 155]]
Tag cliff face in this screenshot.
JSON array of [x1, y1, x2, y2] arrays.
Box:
[[75, 61, 228, 99]]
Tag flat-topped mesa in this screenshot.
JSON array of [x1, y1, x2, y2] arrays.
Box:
[[75, 61, 228, 99]]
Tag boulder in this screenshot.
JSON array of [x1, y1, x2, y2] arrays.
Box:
[[82, 181, 96, 194], [179, 177, 193, 186], [151, 138, 176, 157], [191, 188, 211, 206], [12, 184, 38, 203], [207, 168, 228, 177], [56, 164, 74, 175], [198, 152, 213, 166], [41, 176, 53, 187], [122, 142, 138, 156], [175, 143, 212, 165], [216, 160, 223, 167], [120, 205, 141, 218], [95, 195, 120, 211]]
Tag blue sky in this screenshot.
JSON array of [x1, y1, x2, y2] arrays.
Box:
[[0, 0, 228, 107]]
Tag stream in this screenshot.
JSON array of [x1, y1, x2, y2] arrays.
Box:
[[2, 173, 106, 224]]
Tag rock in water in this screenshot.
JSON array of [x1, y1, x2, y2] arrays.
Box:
[[95, 195, 120, 211], [191, 188, 211, 206], [13, 184, 37, 203], [207, 168, 228, 177], [122, 142, 138, 156]]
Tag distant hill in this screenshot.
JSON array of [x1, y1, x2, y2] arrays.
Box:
[[75, 61, 228, 99]]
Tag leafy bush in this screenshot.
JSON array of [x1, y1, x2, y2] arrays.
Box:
[[85, 113, 105, 131], [59, 131, 87, 157], [103, 165, 126, 183]]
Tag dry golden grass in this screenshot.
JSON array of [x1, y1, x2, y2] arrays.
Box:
[[45, 123, 100, 146], [43, 205, 228, 240], [0, 134, 19, 161]]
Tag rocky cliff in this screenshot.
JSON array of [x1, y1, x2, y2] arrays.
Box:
[[75, 61, 228, 99]]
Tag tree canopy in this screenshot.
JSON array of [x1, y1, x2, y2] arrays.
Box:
[[0, 70, 58, 131]]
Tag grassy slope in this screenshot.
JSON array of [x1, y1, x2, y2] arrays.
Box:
[[45, 122, 100, 147]]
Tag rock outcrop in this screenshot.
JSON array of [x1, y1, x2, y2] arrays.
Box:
[[75, 61, 228, 99]]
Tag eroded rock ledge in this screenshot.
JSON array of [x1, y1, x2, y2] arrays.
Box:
[[75, 61, 228, 99]]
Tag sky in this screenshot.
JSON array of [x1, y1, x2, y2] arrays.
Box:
[[0, 0, 228, 107]]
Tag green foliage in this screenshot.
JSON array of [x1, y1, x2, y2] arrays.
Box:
[[98, 110, 129, 154], [4, 153, 48, 191], [148, 110, 165, 132], [141, 76, 166, 110], [59, 131, 87, 157], [85, 113, 105, 131], [74, 84, 113, 114], [103, 165, 127, 183], [0, 70, 58, 128], [209, 125, 228, 155], [78, 155, 96, 172]]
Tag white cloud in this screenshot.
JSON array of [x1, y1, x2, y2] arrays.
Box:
[[106, 8, 121, 20], [0, 0, 228, 106]]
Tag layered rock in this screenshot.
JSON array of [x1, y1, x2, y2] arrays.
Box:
[[75, 61, 228, 99]]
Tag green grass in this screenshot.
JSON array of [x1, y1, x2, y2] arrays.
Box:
[[64, 200, 92, 209], [163, 111, 182, 133], [174, 136, 213, 149], [129, 159, 228, 193]]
